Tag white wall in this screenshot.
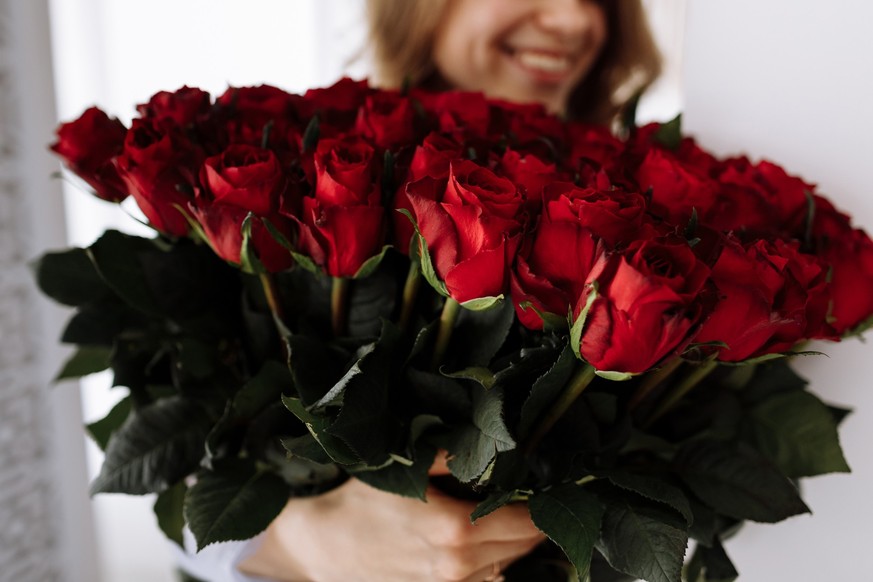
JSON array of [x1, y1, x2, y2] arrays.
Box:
[[683, 2, 873, 580]]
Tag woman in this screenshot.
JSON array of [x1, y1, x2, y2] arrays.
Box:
[[198, 2, 660, 581]]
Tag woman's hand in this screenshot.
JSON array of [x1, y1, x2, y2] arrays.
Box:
[[238, 452, 546, 582]]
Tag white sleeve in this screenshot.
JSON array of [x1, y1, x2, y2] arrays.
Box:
[[172, 528, 274, 582]]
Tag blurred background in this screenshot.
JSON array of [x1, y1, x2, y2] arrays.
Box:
[[1, 0, 870, 580]]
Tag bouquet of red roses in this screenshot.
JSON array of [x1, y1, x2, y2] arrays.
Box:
[[37, 78, 873, 582]]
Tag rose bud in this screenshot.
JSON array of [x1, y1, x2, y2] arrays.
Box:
[[393, 133, 464, 254], [407, 159, 526, 303], [116, 119, 204, 236], [50, 107, 128, 202], [216, 84, 307, 150], [137, 86, 212, 128], [573, 237, 711, 374], [303, 77, 373, 135], [566, 122, 624, 172], [498, 149, 563, 208], [355, 91, 417, 150], [511, 174, 650, 330], [412, 89, 492, 140], [190, 201, 296, 273], [295, 136, 386, 278], [636, 147, 720, 226], [200, 144, 286, 215]]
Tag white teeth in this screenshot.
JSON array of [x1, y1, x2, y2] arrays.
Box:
[[515, 51, 571, 74]]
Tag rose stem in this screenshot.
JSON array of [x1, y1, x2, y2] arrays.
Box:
[[642, 360, 719, 429], [627, 357, 684, 412], [399, 261, 422, 332], [331, 276, 351, 337], [523, 363, 596, 455], [258, 272, 285, 323], [430, 296, 461, 371]]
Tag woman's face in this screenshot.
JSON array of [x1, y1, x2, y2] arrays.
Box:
[[432, 0, 608, 114]]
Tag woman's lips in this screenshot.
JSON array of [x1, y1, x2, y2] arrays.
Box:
[[502, 46, 575, 82]]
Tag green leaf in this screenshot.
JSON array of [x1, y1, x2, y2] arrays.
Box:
[[444, 386, 516, 482], [738, 361, 808, 406], [460, 295, 504, 311], [654, 114, 682, 150], [55, 346, 113, 381], [154, 481, 187, 547], [327, 322, 404, 465], [285, 334, 349, 406], [529, 484, 604, 582], [61, 301, 127, 345], [518, 345, 576, 440], [86, 396, 132, 451], [185, 460, 290, 550], [471, 490, 517, 522], [604, 472, 693, 525], [91, 396, 212, 495], [596, 490, 688, 582], [441, 367, 496, 390], [448, 298, 516, 369], [675, 439, 810, 523], [408, 368, 472, 422], [32, 247, 111, 306], [353, 245, 392, 279], [744, 390, 850, 478], [570, 283, 598, 360], [280, 433, 334, 465], [87, 230, 163, 315], [685, 540, 738, 582], [347, 262, 398, 338], [351, 442, 437, 500], [281, 396, 361, 465], [397, 209, 448, 297]]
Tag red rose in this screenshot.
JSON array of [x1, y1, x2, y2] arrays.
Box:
[[393, 132, 464, 254], [217, 85, 306, 150], [511, 173, 651, 330], [407, 160, 526, 303], [137, 86, 212, 129], [304, 78, 373, 135], [498, 149, 562, 207], [573, 238, 711, 374], [542, 173, 649, 247], [296, 136, 385, 277], [567, 123, 624, 172], [200, 144, 286, 215], [716, 157, 812, 235], [812, 212, 873, 333], [636, 147, 720, 225], [190, 203, 296, 273], [355, 91, 417, 150], [694, 237, 795, 361], [116, 119, 204, 236], [50, 107, 128, 202], [413, 89, 491, 140]]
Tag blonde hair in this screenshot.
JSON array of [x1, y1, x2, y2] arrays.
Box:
[[365, 0, 662, 125]]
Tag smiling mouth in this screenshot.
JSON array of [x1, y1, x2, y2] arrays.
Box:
[[502, 46, 575, 80]]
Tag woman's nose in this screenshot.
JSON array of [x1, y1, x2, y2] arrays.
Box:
[[535, 0, 603, 39]]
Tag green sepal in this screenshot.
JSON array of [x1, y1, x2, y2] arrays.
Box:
[[397, 208, 449, 297], [353, 245, 392, 279], [570, 282, 599, 360], [301, 115, 320, 153], [654, 114, 682, 150], [441, 367, 496, 390], [460, 295, 504, 311], [240, 213, 266, 275], [517, 301, 568, 331], [595, 370, 637, 381], [719, 350, 824, 367], [173, 203, 215, 254]]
